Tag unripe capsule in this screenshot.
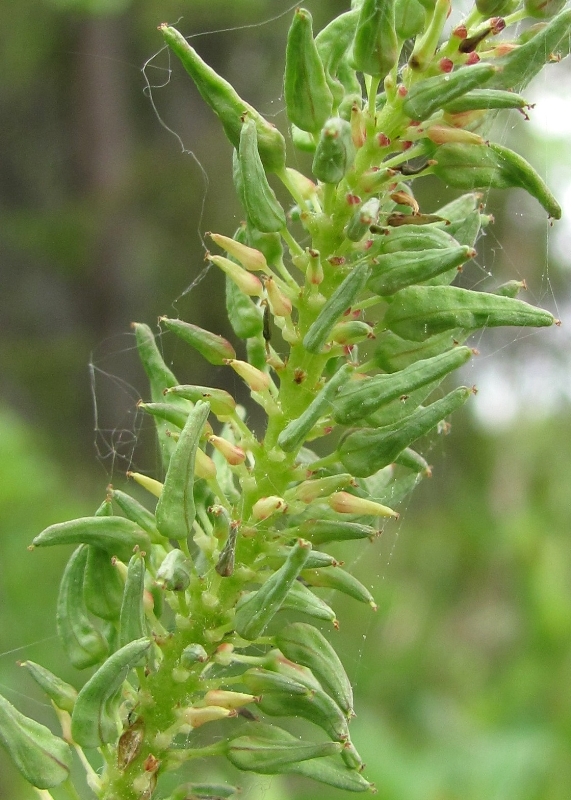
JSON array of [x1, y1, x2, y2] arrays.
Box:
[[0, 693, 72, 789], [284, 7, 333, 133], [312, 117, 356, 184], [160, 25, 286, 172], [351, 0, 399, 80], [160, 317, 236, 365], [156, 549, 192, 592]]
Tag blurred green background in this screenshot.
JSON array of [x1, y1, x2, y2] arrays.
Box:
[[2, 1, 571, 798]]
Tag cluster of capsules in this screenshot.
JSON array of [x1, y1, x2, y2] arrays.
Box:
[[4, 1, 569, 799]]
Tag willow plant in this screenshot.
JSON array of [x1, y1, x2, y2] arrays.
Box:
[[2, 1, 570, 798]]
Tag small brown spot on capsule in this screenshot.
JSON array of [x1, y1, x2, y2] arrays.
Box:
[[466, 52, 481, 65], [439, 58, 454, 73], [293, 368, 306, 385], [397, 85, 408, 97], [346, 193, 361, 205]]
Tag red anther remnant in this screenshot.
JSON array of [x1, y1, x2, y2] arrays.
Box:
[[452, 23, 467, 39], [377, 132, 391, 147], [439, 58, 454, 73], [397, 85, 408, 97], [401, 140, 413, 150], [363, 239, 374, 250], [328, 256, 346, 266], [346, 194, 361, 205], [466, 52, 481, 65], [490, 17, 506, 35]]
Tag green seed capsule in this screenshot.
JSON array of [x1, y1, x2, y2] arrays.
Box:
[[373, 328, 465, 373], [132, 322, 186, 471], [160, 317, 236, 365], [246, 224, 284, 267], [475, 0, 515, 14], [278, 363, 353, 453], [333, 346, 472, 424], [71, 638, 151, 748], [289, 752, 372, 792], [165, 384, 237, 418], [303, 262, 371, 353], [284, 8, 333, 133], [433, 191, 480, 223], [403, 62, 496, 121], [489, 9, 571, 90], [276, 622, 354, 717], [264, 651, 323, 691], [432, 142, 562, 219], [33, 515, 150, 560], [225, 275, 264, 339], [19, 661, 78, 714], [437, 210, 482, 256], [341, 740, 365, 771], [292, 124, 317, 152], [57, 546, 109, 670], [265, 545, 338, 569], [155, 401, 210, 542], [338, 386, 472, 476], [242, 667, 311, 696], [258, 688, 349, 742], [119, 552, 147, 649], [302, 566, 378, 607], [108, 487, 161, 542], [226, 723, 341, 774], [160, 25, 286, 172], [376, 223, 460, 255], [312, 117, 356, 184], [234, 540, 312, 640], [331, 320, 374, 344], [279, 580, 338, 623], [365, 379, 440, 427], [139, 401, 189, 430], [84, 546, 124, 621], [180, 643, 208, 667], [394, 0, 425, 40], [0, 692, 73, 789], [238, 115, 287, 233], [395, 446, 431, 474], [169, 783, 239, 800], [368, 245, 473, 296], [495, 279, 527, 298], [384, 285, 555, 341], [315, 9, 360, 105], [525, 0, 566, 19], [346, 197, 381, 241], [287, 473, 354, 504], [291, 518, 378, 544], [443, 88, 530, 114], [351, 0, 399, 80], [246, 335, 267, 372]]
